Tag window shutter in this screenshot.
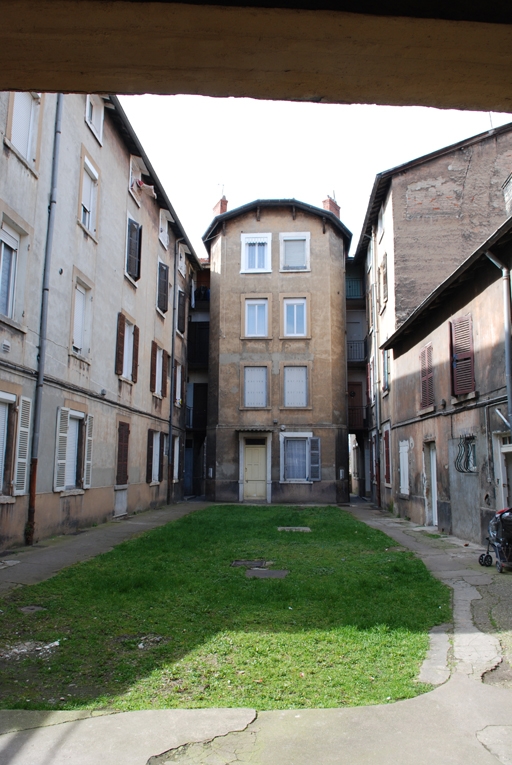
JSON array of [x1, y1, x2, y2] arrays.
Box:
[[399, 440, 409, 496], [384, 430, 391, 483], [146, 429, 153, 483], [309, 437, 321, 481], [0, 402, 8, 490], [244, 367, 267, 407], [173, 360, 177, 403], [150, 341, 157, 393], [126, 219, 141, 280], [83, 414, 94, 489], [115, 312, 125, 376], [116, 422, 130, 485], [73, 284, 86, 352], [284, 366, 307, 407], [13, 396, 32, 495], [157, 262, 169, 312], [53, 407, 70, 492], [132, 325, 139, 383], [177, 291, 186, 334], [420, 344, 434, 408], [451, 315, 474, 395], [283, 239, 306, 269], [162, 351, 169, 397], [159, 431, 165, 482]]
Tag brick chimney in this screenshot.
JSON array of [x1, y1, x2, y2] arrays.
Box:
[[323, 196, 340, 218], [213, 196, 228, 216]]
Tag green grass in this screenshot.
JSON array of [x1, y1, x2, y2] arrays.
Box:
[[0, 505, 451, 710]]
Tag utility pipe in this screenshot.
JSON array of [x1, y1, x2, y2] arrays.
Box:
[[486, 250, 512, 432], [25, 94, 64, 546], [371, 230, 382, 507], [167, 236, 184, 505]]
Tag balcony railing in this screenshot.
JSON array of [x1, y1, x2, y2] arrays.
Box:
[[347, 339, 366, 362], [346, 278, 364, 299], [348, 405, 368, 430]]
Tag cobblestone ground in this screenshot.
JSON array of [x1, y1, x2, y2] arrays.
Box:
[[148, 725, 261, 765]]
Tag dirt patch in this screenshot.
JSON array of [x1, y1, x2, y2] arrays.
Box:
[[483, 656, 512, 687], [0, 640, 59, 661]]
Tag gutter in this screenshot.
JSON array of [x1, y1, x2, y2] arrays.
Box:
[[167, 237, 184, 504]]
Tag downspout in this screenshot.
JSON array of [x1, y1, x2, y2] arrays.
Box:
[[485, 250, 512, 431], [167, 236, 184, 505], [371, 229, 382, 507], [25, 93, 64, 546]]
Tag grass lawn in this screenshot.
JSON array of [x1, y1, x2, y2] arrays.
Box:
[[0, 505, 451, 710]]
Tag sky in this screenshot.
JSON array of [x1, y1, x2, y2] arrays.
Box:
[[119, 95, 512, 258]]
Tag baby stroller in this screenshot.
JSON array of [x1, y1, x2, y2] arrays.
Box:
[[479, 508, 512, 573]]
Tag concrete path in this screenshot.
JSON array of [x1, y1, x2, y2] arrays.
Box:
[[0, 501, 511, 765]]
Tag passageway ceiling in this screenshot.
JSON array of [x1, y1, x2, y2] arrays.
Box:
[[2, 1, 512, 111]]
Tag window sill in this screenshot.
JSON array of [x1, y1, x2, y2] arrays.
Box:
[[3, 137, 39, 177], [149, 480, 160, 487], [279, 480, 313, 485], [279, 267, 310, 273], [240, 269, 272, 275], [76, 219, 98, 243], [0, 315, 27, 334], [156, 307, 167, 320], [0, 495, 15, 504], [398, 493, 410, 500], [60, 489, 85, 497], [451, 391, 478, 405], [279, 335, 311, 341], [69, 351, 91, 365], [119, 376, 134, 385], [174, 402, 182, 408], [114, 484, 128, 491], [418, 405, 436, 416], [153, 393, 163, 400], [124, 272, 138, 289], [240, 406, 271, 411], [382, 388, 389, 398], [241, 336, 272, 341], [279, 406, 312, 411]]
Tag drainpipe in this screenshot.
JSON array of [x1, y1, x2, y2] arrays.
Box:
[[485, 250, 512, 431], [167, 237, 184, 505], [371, 229, 382, 507], [25, 94, 64, 546]]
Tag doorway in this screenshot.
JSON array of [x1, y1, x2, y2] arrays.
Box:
[[424, 442, 438, 526], [244, 438, 267, 501]]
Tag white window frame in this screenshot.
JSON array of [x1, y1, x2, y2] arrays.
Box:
[[152, 431, 161, 483], [283, 298, 307, 337], [53, 407, 93, 492], [80, 156, 99, 235], [279, 431, 320, 483], [155, 347, 163, 397], [159, 209, 173, 249], [72, 282, 87, 355], [85, 95, 104, 144], [175, 362, 182, 406], [123, 320, 135, 380], [0, 224, 18, 320], [10, 91, 41, 167], [245, 298, 268, 338], [244, 366, 268, 408], [279, 232, 310, 272], [283, 366, 308, 408], [399, 440, 410, 496], [240, 233, 272, 273]]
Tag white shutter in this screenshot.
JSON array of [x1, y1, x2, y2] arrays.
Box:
[[156, 349, 163, 396], [13, 397, 32, 495], [53, 407, 70, 491], [284, 239, 306, 269], [0, 402, 9, 488], [83, 414, 94, 488], [244, 367, 267, 407], [11, 92, 34, 159], [399, 440, 409, 496], [284, 367, 307, 407], [309, 437, 321, 481], [73, 284, 86, 352]]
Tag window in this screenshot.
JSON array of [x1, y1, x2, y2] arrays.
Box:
[[0, 224, 18, 319], [420, 343, 434, 409], [381, 253, 388, 304], [451, 315, 475, 396], [284, 366, 307, 407], [244, 367, 267, 408], [53, 408, 94, 491], [383, 425, 391, 485], [115, 313, 139, 382], [9, 92, 41, 166], [116, 421, 130, 485], [241, 233, 272, 273], [172, 435, 180, 481], [399, 440, 409, 496], [146, 430, 164, 483], [177, 289, 186, 334], [126, 217, 142, 281], [72, 282, 90, 356], [178, 245, 187, 277], [245, 298, 268, 337], [377, 203, 385, 243], [382, 349, 390, 392], [279, 232, 310, 271], [174, 362, 183, 406], [0, 392, 29, 496], [455, 436, 478, 473], [159, 209, 172, 248], [157, 261, 169, 313], [80, 156, 98, 235], [150, 342, 168, 397], [280, 432, 321, 482], [85, 95, 104, 143], [284, 298, 307, 337]]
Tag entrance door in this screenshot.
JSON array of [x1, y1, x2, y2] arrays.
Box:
[[244, 441, 266, 500], [424, 442, 438, 526]]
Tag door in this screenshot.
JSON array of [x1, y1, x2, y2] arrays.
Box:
[[244, 442, 266, 500], [424, 442, 438, 526]]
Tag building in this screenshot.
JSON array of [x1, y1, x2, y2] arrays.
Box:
[[352, 123, 512, 507], [202, 197, 352, 504], [0, 92, 199, 547], [382, 216, 512, 543]]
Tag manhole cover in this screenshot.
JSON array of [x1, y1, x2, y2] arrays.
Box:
[[246, 569, 289, 579], [278, 526, 311, 532], [231, 560, 266, 568]]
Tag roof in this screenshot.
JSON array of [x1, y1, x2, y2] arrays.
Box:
[[381, 215, 512, 351], [353, 121, 512, 262], [202, 198, 352, 252], [108, 95, 201, 269]]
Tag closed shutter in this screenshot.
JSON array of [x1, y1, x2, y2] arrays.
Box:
[[13, 397, 31, 495], [53, 407, 70, 492], [0, 402, 8, 491], [116, 422, 130, 485], [83, 414, 94, 489], [159, 431, 165, 482], [244, 367, 267, 407], [132, 325, 139, 383], [451, 315, 474, 395], [162, 351, 169, 397], [115, 313, 125, 376], [177, 291, 186, 334], [150, 341, 157, 392], [157, 262, 169, 312], [73, 284, 86, 352], [399, 440, 409, 496], [175, 363, 182, 405], [126, 219, 141, 280], [309, 437, 321, 481], [146, 429, 153, 483], [284, 366, 307, 407], [420, 344, 434, 408], [384, 429, 391, 484], [283, 239, 306, 269]]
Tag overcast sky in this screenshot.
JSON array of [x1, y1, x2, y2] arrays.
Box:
[[119, 95, 512, 258]]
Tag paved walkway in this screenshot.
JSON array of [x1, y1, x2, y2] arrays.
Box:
[[0, 501, 511, 765]]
